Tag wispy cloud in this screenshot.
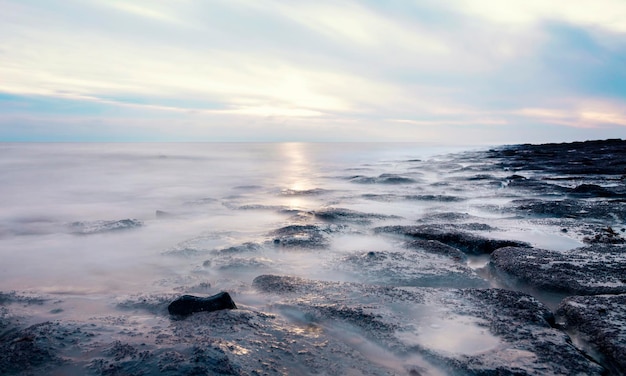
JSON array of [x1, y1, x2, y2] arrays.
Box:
[[0, 0, 624, 142]]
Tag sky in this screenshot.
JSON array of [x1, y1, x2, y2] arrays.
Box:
[[1, 0, 625, 143]]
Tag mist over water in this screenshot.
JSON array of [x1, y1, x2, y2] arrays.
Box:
[[0, 143, 466, 296], [1, 142, 594, 375]]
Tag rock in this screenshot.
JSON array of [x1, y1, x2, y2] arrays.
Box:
[[569, 184, 621, 198], [405, 239, 468, 262], [252, 275, 603, 375], [488, 139, 626, 175], [556, 294, 626, 375], [490, 245, 626, 295], [511, 198, 626, 221], [69, 219, 142, 235], [334, 250, 487, 288], [269, 224, 338, 249], [213, 242, 261, 254], [308, 207, 400, 224], [350, 173, 417, 184], [375, 224, 529, 255], [583, 226, 626, 244], [168, 292, 237, 316]]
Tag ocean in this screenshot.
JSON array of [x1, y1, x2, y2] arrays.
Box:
[[0, 142, 604, 375]]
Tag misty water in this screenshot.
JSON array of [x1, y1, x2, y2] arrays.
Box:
[[0, 142, 593, 375]]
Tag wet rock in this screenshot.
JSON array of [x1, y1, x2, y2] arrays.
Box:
[[69, 218, 142, 235], [309, 207, 400, 224], [569, 184, 622, 198], [212, 242, 261, 254], [168, 292, 237, 316], [511, 198, 626, 221], [335, 250, 486, 288], [488, 139, 626, 175], [402, 194, 464, 202], [491, 245, 626, 295], [583, 226, 626, 244], [269, 224, 338, 249], [448, 288, 604, 375], [405, 239, 467, 262], [252, 275, 603, 375], [375, 224, 529, 255], [505, 177, 570, 195], [417, 212, 473, 222], [0, 321, 89, 375], [350, 173, 417, 184], [204, 256, 274, 271], [556, 294, 626, 375]]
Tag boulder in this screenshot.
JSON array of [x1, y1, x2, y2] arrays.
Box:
[[168, 292, 237, 316]]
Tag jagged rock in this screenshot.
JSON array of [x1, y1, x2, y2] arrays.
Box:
[[583, 226, 626, 244], [491, 245, 626, 295], [556, 294, 626, 375], [375, 224, 529, 255], [168, 292, 237, 316]]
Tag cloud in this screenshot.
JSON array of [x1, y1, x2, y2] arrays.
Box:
[[0, 0, 625, 142]]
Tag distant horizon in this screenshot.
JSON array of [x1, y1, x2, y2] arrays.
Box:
[[1, 1, 625, 143]]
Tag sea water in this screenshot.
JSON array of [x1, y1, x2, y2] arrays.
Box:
[[0, 142, 581, 374]]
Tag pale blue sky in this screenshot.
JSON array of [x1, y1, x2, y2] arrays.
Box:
[[1, 0, 625, 143]]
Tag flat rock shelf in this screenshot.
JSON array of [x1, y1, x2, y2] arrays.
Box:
[[1, 140, 625, 375]]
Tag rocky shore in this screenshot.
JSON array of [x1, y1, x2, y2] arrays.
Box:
[[1, 139, 625, 375]]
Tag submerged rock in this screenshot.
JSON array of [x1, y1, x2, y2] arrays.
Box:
[[168, 292, 237, 316], [556, 294, 626, 375], [350, 173, 417, 184], [69, 219, 142, 235], [375, 224, 529, 255], [309, 207, 400, 224], [269, 224, 341, 249], [335, 250, 486, 288], [491, 245, 626, 295]]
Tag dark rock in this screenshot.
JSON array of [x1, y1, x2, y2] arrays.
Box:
[[512, 198, 626, 221], [375, 224, 529, 255], [490, 245, 626, 295], [556, 294, 626, 375], [569, 184, 621, 198], [583, 226, 626, 244], [488, 139, 626, 175], [168, 292, 237, 316], [402, 194, 464, 202], [309, 207, 399, 224]]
